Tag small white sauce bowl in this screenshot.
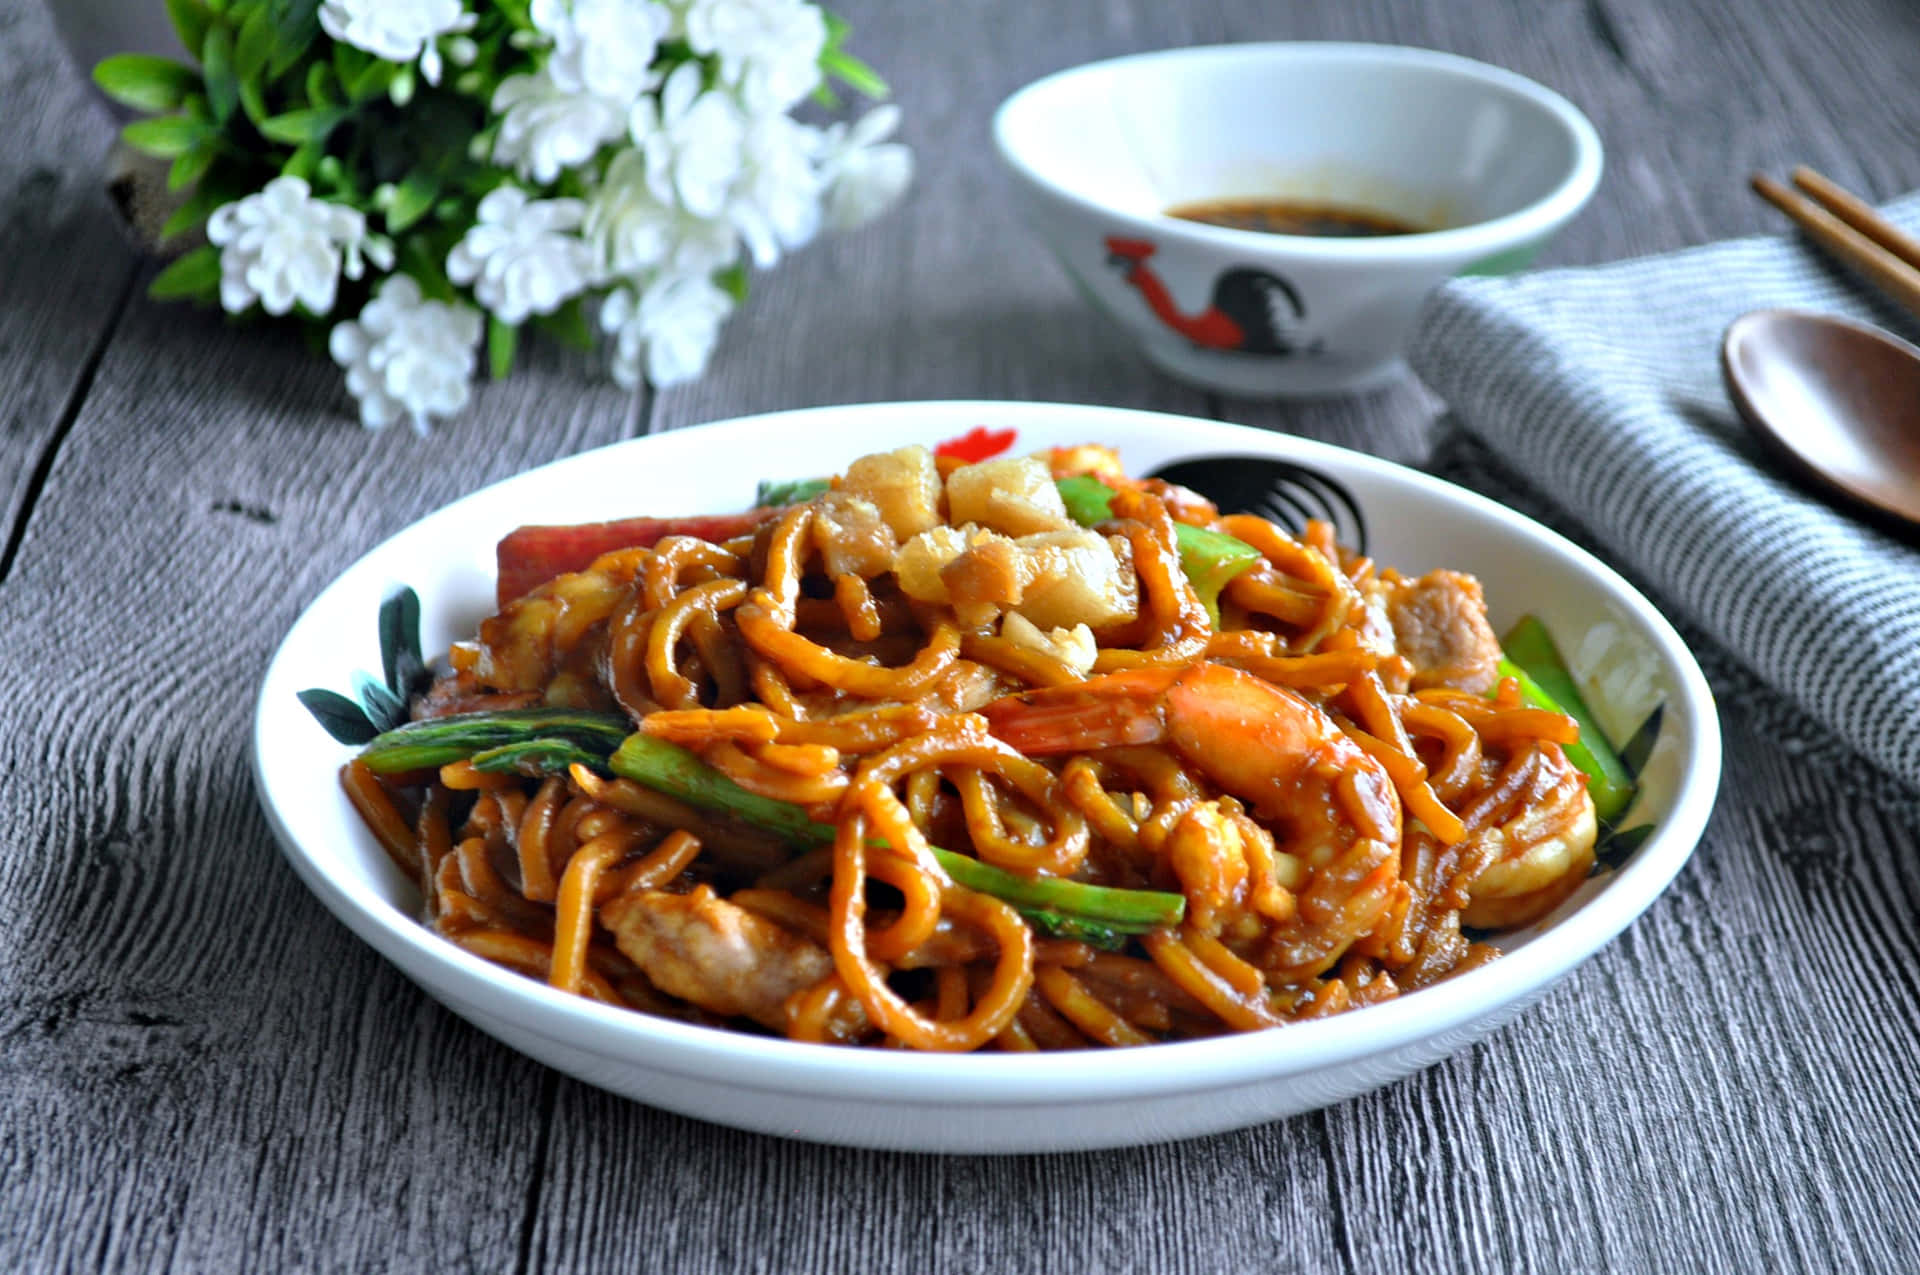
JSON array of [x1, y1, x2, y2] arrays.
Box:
[[993, 43, 1603, 397]]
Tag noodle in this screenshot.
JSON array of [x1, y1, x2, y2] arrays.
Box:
[[340, 439, 1605, 1051]]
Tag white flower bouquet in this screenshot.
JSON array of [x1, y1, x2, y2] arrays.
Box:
[[95, 0, 910, 431]]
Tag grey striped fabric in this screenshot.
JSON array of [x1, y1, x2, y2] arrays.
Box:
[[1408, 194, 1920, 789]]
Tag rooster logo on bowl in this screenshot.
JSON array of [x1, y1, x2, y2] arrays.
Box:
[[1103, 236, 1315, 357]]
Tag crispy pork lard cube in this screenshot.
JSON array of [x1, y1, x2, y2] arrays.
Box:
[[841, 445, 943, 539]]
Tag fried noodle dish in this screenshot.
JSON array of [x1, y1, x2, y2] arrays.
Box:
[[340, 442, 1600, 1051]]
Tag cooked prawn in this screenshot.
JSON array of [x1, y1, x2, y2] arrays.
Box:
[[980, 661, 1399, 848], [1457, 745, 1597, 929]]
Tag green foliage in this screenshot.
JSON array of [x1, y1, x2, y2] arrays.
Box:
[[148, 244, 220, 300], [487, 316, 518, 380], [94, 54, 199, 112], [101, 0, 896, 402], [122, 114, 210, 159]]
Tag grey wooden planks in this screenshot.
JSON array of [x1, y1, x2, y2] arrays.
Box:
[[5, 0, 1920, 1270]]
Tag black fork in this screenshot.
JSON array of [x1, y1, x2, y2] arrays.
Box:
[[1146, 455, 1369, 553]]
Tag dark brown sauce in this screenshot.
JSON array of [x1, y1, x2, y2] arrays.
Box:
[[1167, 198, 1427, 238]]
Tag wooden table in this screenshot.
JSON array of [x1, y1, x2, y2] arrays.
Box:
[[7, 0, 1920, 1269]]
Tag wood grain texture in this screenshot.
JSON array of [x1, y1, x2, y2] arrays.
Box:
[[6, 0, 1920, 1270], [0, 0, 138, 576]]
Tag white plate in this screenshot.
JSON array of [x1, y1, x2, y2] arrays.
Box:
[[252, 402, 1721, 1153]]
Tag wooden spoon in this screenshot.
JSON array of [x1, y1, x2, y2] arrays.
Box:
[[1720, 308, 1920, 528]]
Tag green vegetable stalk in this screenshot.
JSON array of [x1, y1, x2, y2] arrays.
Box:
[[611, 733, 1185, 940], [1498, 616, 1637, 822], [356, 709, 631, 775], [350, 711, 1188, 944]]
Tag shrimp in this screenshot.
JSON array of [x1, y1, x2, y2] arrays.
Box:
[[1458, 746, 1597, 930], [983, 662, 1403, 971], [980, 661, 1399, 848]]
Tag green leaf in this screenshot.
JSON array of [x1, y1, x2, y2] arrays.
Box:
[[121, 115, 207, 159], [159, 179, 233, 240], [93, 54, 200, 113], [821, 48, 888, 100], [297, 688, 378, 745], [348, 57, 395, 103], [1617, 703, 1664, 778], [401, 238, 458, 303], [352, 670, 409, 736], [331, 35, 364, 87], [537, 298, 594, 353], [268, 0, 322, 78], [239, 73, 270, 126], [257, 107, 347, 145], [280, 140, 323, 182], [377, 587, 426, 700], [234, 6, 274, 83], [383, 169, 439, 232], [305, 61, 337, 109], [165, 0, 213, 54], [487, 317, 517, 381], [147, 244, 221, 301], [201, 22, 238, 124], [167, 142, 218, 193], [716, 262, 749, 304]]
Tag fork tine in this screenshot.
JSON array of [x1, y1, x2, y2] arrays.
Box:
[[1255, 485, 1320, 533]]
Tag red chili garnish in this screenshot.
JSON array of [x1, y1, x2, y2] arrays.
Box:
[[934, 425, 1018, 464]]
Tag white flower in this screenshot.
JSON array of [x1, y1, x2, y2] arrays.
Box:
[[491, 70, 628, 183], [631, 63, 748, 219], [329, 275, 482, 433], [205, 176, 391, 317], [601, 272, 734, 389], [583, 148, 741, 281], [816, 105, 912, 231], [729, 110, 822, 267], [447, 187, 595, 324], [319, 0, 476, 86], [679, 0, 826, 113], [533, 0, 671, 105]]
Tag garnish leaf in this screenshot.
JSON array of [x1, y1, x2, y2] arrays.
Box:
[[376, 586, 425, 701], [297, 688, 378, 745], [1595, 822, 1655, 870], [1618, 703, 1664, 778], [352, 670, 409, 735]]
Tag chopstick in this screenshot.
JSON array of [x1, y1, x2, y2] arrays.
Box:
[[1750, 167, 1920, 319]]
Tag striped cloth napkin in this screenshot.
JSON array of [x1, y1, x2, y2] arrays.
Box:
[[1407, 193, 1920, 789]]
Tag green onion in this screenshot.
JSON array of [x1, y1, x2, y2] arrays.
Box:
[[611, 733, 1185, 941], [1498, 616, 1637, 822], [352, 712, 1188, 944], [356, 708, 630, 774]]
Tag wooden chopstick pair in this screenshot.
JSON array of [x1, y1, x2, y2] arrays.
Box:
[[1751, 167, 1920, 319]]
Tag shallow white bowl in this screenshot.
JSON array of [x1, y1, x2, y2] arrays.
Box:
[[254, 402, 1718, 1153], [993, 44, 1603, 396]]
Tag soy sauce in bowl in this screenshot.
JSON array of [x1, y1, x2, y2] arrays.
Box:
[[1168, 198, 1427, 238]]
